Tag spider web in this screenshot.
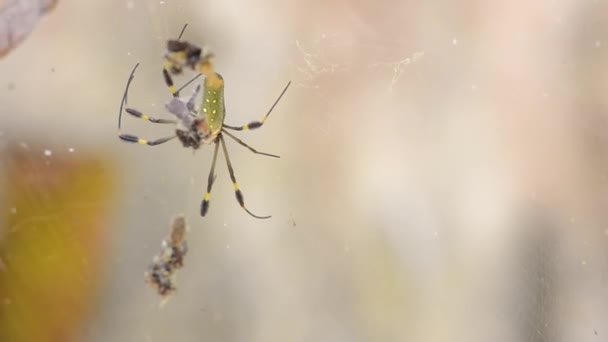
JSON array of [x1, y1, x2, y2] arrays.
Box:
[[292, 33, 424, 92], [290, 33, 424, 136]]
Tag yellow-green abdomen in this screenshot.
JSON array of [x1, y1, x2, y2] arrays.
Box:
[[202, 72, 225, 135]]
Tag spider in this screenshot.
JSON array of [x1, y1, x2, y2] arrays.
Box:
[[117, 26, 291, 219]]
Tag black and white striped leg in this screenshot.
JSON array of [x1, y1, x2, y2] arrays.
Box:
[[221, 129, 280, 158], [220, 135, 271, 219], [200, 139, 220, 217]]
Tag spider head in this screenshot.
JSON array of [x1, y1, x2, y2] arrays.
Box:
[[175, 118, 213, 149]]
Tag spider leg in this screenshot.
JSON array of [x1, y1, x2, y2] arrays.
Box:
[[118, 134, 176, 146], [125, 108, 177, 124], [220, 135, 271, 219], [221, 129, 279, 158], [223, 81, 291, 132], [163, 62, 180, 97], [200, 139, 220, 217]]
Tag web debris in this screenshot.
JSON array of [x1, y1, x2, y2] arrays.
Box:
[[145, 214, 189, 306], [292, 34, 424, 136], [293, 34, 424, 91], [370, 51, 425, 92], [294, 37, 347, 89]]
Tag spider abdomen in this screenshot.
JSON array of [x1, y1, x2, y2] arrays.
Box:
[[202, 73, 225, 135]]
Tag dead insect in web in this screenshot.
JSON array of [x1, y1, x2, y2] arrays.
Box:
[[145, 215, 189, 301], [163, 24, 214, 76], [117, 24, 291, 219]]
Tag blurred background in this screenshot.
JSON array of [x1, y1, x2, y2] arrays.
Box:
[[1, 0, 608, 341]]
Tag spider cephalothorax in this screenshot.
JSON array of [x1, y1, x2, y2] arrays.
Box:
[[164, 92, 213, 149], [175, 118, 212, 149]]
